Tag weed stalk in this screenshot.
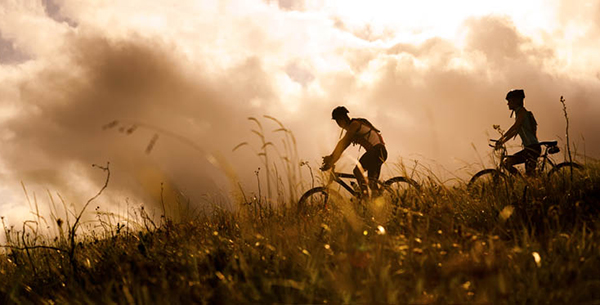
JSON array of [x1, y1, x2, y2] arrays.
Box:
[[559, 96, 573, 182]]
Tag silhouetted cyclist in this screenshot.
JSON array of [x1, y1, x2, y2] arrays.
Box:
[[495, 89, 540, 175], [321, 106, 387, 197]]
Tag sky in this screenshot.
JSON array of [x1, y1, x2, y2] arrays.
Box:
[[0, 0, 599, 230]]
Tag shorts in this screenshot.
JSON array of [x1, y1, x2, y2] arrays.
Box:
[[359, 144, 387, 172], [505, 144, 541, 175]]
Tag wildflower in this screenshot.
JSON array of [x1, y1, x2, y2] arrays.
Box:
[[532, 252, 542, 267], [500, 206, 514, 221]]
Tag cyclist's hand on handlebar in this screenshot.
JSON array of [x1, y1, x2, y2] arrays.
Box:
[[320, 155, 333, 171], [494, 140, 503, 150]]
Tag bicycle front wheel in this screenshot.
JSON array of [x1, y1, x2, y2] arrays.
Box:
[[297, 187, 329, 213]]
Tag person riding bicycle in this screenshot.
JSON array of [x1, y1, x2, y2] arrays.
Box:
[[321, 106, 387, 197], [495, 89, 541, 175]]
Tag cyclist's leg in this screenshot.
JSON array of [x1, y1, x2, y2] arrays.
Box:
[[369, 145, 388, 191], [357, 150, 373, 197], [353, 165, 368, 197], [360, 144, 387, 193], [524, 145, 541, 176], [503, 151, 526, 175]]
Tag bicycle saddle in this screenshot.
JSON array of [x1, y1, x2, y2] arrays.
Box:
[[539, 140, 558, 147]]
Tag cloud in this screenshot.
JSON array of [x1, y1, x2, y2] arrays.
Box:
[[268, 0, 306, 11], [42, 0, 78, 27], [324, 15, 600, 173], [0, 0, 599, 231], [465, 16, 533, 64], [0, 34, 31, 64], [0, 32, 263, 225]]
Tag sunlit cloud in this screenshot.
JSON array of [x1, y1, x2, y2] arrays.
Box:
[[0, 0, 598, 230]]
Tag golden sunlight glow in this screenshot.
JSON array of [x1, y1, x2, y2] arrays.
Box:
[[319, 0, 556, 44]]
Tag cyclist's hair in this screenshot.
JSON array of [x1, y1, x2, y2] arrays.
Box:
[[332, 106, 349, 120], [506, 89, 525, 101]]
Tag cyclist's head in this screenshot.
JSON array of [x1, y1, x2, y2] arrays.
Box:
[[332, 106, 350, 128], [332, 106, 349, 120], [505, 89, 525, 108]]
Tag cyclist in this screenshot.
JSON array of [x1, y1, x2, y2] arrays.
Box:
[[321, 106, 387, 197], [495, 89, 541, 175]]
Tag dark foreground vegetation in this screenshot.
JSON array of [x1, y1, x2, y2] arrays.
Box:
[[1, 162, 599, 304]]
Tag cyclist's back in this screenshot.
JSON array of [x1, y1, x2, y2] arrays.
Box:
[[515, 107, 538, 147], [349, 118, 385, 150]]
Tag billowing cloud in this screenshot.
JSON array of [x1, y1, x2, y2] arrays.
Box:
[[0, 0, 599, 231]]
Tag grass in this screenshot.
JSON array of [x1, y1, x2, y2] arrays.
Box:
[[0, 159, 599, 304]]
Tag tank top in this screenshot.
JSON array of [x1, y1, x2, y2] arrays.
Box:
[[515, 107, 539, 147], [350, 118, 385, 150]]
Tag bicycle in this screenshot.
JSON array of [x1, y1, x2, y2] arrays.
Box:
[[297, 165, 420, 213], [468, 139, 585, 191]]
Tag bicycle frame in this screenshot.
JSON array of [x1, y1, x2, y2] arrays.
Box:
[[468, 139, 582, 190], [324, 165, 393, 197], [493, 140, 558, 176], [536, 148, 552, 173], [298, 166, 420, 210], [324, 169, 361, 197]]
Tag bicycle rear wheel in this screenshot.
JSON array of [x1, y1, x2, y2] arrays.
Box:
[[381, 176, 420, 208], [297, 187, 329, 214], [468, 169, 509, 195], [547, 162, 585, 189]]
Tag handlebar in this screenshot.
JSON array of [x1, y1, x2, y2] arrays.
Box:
[[320, 163, 334, 171], [488, 139, 503, 149]]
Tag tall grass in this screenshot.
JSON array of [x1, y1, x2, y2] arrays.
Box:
[[233, 116, 307, 206], [1, 157, 599, 303], [559, 96, 575, 182], [1, 116, 597, 303]]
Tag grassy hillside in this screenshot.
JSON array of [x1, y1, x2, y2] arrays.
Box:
[[1, 162, 599, 304]]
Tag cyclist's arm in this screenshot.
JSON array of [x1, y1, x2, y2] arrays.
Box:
[[328, 121, 360, 164], [498, 108, 526, 145]]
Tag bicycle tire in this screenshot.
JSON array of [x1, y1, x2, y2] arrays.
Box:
[[381, 176, 420, 207], [297, 187, 329, 212], [383, 176, 420, 189], [547, 162, 585, 189], [468, 168, 509, 192], [547, 162, 584, 177]]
